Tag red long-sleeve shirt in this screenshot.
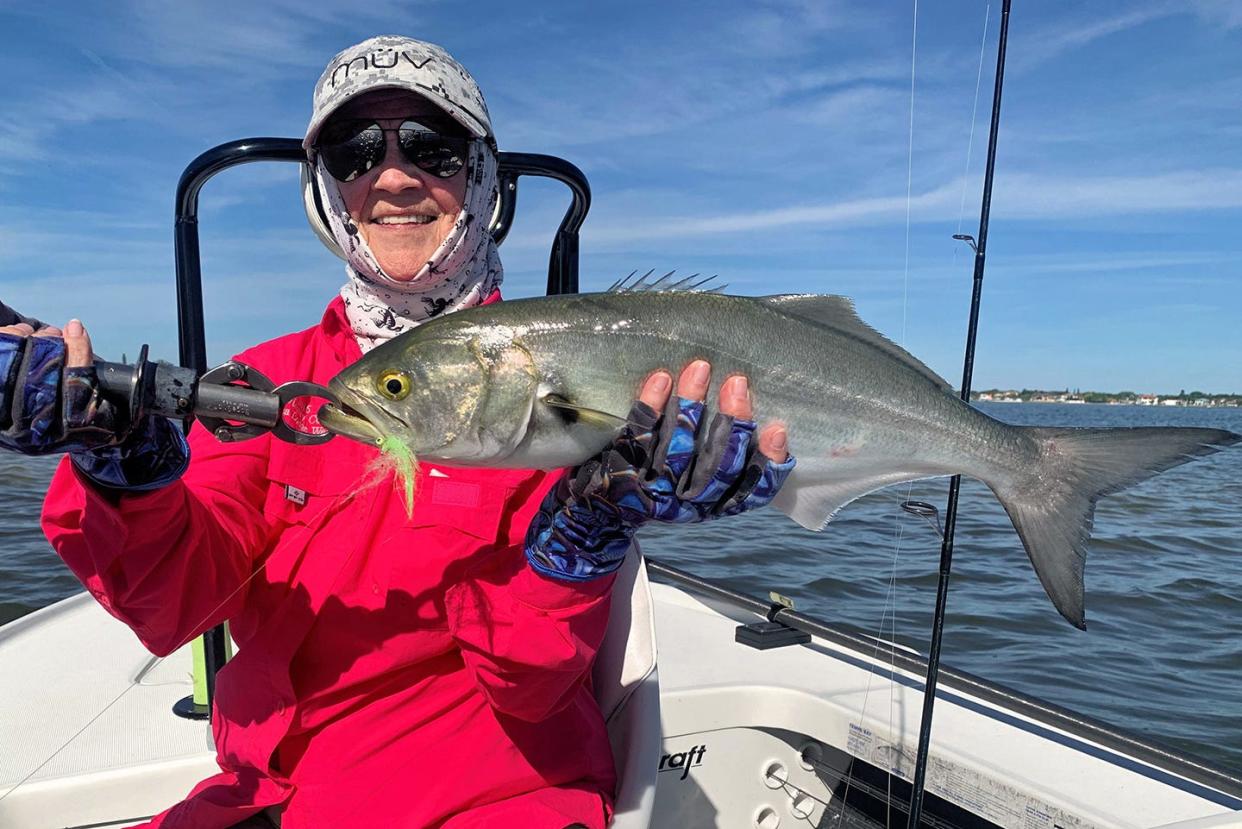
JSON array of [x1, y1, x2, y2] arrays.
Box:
[[41, 297, 617, 829]]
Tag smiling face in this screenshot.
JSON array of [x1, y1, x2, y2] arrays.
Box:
[[325, 90, 469, 282]]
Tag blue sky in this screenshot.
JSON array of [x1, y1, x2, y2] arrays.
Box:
[[1, 0, 1239, 393]]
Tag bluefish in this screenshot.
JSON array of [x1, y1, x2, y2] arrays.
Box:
[[319, 285, 1239, 628]]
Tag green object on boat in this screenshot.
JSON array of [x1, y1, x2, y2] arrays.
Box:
[[191, 636, 207, 706], [191, 623, 233, 707]]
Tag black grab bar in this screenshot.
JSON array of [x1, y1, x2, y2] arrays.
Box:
[[172, 138, 591, 715]]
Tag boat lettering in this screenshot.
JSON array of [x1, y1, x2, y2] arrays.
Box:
[[658, 744, 706, 781]]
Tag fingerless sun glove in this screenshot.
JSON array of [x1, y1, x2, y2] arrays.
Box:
[[525, 395, 796, 581], [0, 331, 188, 490]]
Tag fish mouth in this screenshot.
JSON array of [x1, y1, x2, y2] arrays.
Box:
[[317, 381, 401, 446]]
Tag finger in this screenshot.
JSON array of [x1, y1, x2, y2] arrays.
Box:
[[757, 423, 789, 464], [679, 412, 754, 504], [637, 370, 673, 411], [676, 359, 711, 401], [0, 323, 35, 337], [32, 325, 63, 337], [718, 375, 753, 420], [63, 319, 93, 368], [716, 451, 797, 517]]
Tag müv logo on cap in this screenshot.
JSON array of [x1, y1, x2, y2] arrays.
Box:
[[304, 35, 494, 150], [326, 47, 434, 89]]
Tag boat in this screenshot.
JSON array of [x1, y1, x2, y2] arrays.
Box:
[[3, 551, 1241, 827], [5, 5, 1242, 824]]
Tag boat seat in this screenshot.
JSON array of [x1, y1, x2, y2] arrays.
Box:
[[591, 543, 660, 829]]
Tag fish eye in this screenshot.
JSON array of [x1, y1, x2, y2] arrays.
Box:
[[377, 370, 412, 400]]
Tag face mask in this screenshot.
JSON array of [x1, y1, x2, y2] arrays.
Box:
[[316, 138, 503, 354]]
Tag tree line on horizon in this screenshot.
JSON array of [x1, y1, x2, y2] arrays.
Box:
[[971, 388, 1241, 405]]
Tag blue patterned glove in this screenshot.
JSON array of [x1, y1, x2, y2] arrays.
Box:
[[525, 395, 796, 582], [0, 331, 188, 490]]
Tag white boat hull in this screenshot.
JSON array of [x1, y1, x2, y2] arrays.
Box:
[[2, 574, 1240, 828]]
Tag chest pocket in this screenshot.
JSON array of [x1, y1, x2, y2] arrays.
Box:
[[405, 465, 543, 546], [382, 465, 537, 629], [263, 437, 372, 530]]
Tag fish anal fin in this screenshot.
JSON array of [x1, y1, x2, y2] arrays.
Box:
[[772, 461, 946, 530], [540, 394, 628, 429], [758, 294, 952, 392]]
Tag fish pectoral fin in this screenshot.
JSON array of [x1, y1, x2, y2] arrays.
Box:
[[540, 394, 629, 429]]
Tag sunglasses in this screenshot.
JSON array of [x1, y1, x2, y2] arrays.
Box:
[[316, 118, 470, 182]]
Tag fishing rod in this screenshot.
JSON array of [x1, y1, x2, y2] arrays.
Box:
[[905, 1, 1012, 827]]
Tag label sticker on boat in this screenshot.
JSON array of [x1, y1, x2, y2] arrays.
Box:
[[846, 724, 1091, 829], [659, 744, 707, 781]]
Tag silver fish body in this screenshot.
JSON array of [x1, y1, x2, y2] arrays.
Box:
[[320, 290, 1239, 628]]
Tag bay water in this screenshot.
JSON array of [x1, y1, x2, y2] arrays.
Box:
[[2, 403, 1239, 773]]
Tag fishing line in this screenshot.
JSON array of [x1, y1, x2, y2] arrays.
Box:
[[899, 0, 919, 348], [837, 2, 920, 824], [953, 3, 994, 269]]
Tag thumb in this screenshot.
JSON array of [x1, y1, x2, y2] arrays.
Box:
[[63, 319, 94, 368], [757, 423, 789, 464]]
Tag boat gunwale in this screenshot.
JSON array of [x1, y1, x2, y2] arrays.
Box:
[[645, 556, 1242, 807]]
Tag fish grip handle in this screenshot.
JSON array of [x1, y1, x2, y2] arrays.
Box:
[[195, 362, 339, 445], [94, 352, 338, 445]]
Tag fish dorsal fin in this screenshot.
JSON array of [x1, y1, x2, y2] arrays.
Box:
[[759, 294, 953, 392], [608, 269, 727, 294]]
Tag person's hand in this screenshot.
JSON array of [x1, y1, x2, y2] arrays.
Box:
[[625, 360, 790, 520], [524, 360, 796, 581], [0, 318, 129, 454], [0, 319, 188, 491]]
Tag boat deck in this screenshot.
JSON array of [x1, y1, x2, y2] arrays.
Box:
[[2, 584, 1239, 828]]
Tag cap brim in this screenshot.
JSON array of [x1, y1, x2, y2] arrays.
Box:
[[304, 83, 489, 151]]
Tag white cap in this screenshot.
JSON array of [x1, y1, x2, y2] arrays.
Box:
[[303, 35, 493, 151]]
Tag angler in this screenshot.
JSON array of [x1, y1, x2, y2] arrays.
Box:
[[0, 35, 792, 829]]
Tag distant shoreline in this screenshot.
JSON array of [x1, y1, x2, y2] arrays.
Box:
[[971, 390, 1241, 408]]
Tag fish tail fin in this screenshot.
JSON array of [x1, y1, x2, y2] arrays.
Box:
[[987, 426, 1239, 629]]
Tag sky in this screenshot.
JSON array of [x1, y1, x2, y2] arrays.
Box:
[[0, 0, 1239, 393]]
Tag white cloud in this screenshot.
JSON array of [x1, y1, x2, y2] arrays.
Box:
[[586, 181, 958, 245], [578, 166, 1242, 247], [993, 169, 1242, 218], [1013, 4, 1176, 70], [113, 0, 416, 73], [1189, 0, 1242, 28]]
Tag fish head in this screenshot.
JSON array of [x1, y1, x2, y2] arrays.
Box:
[[319, 318, 541, 464]]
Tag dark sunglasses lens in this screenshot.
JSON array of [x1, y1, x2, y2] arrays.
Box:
[[320, 124, 386, 182], [398, 125, 467, 178]]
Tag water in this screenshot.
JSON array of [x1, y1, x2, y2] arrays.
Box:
[[3, 404, 1240, 775]]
